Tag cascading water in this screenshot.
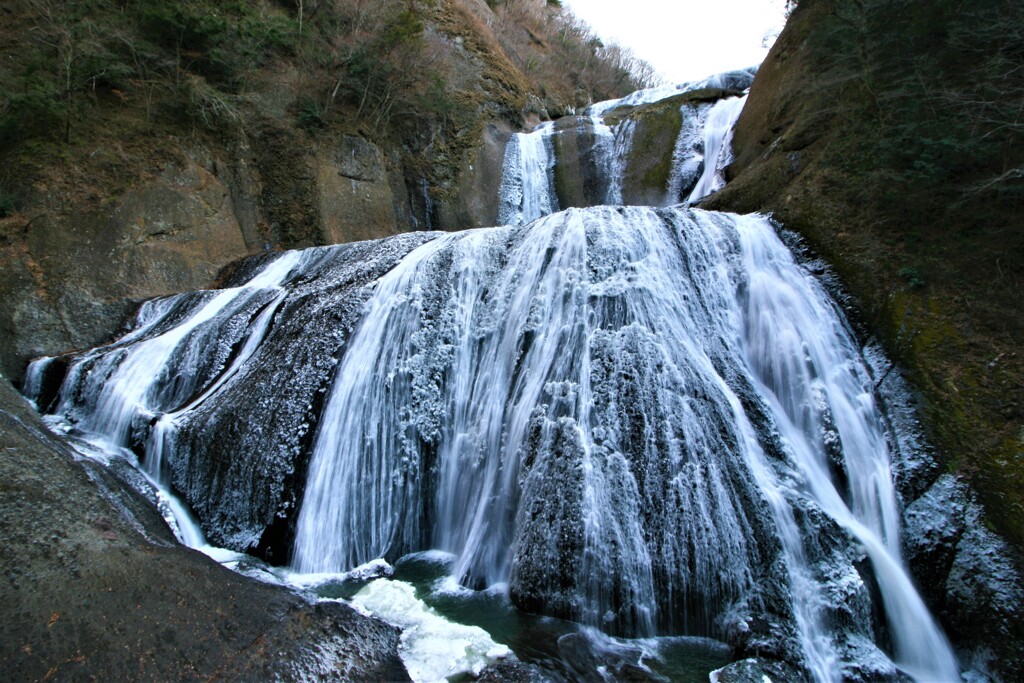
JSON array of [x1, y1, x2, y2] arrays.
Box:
[[604, 115, 635, 205], [282, 207, 958, 680], [733, 224, 958, 681], [24, 66, 962, 682], [668, 102, 712, 203], [29, 251, 308, 550], [588, 115, 620, 204], [585, 66, 758, 117], [53, 251, 304, 448], [497, 72, 752, 223], [497, 121, 558, 226], [686, 96, 748, 205]]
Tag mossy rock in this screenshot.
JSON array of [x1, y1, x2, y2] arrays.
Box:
[[620, 100, 684, 206]]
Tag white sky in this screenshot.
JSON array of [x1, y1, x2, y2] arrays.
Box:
[[561, 0, 789, 84]]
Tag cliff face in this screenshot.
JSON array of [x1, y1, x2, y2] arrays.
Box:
[[0, 131, 416, 378]]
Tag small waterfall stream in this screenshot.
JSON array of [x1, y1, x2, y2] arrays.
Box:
[[733, 224, 958, 680], [685, 95, 747, 205], [38, 251, 308, 551], [23, 70, 961, 682], [498, 121, 559, 226]]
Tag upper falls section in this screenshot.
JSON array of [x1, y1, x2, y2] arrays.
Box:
[[497, 67, 755, 226]]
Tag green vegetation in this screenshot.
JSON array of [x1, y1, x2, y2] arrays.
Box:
[[809, 4, 1024, 534], [810, 0, 1024, 214], [707, 8, 1024, 667], [0, 0, 655, 147], [0, 190, 17, 218], [0, 0, 298, 146]]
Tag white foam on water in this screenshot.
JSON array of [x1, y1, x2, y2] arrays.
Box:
[[351, 578, 510, 683]]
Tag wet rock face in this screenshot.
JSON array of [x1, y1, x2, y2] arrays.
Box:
[[550, 116, 615, 210], [903, 474, 970, 596], [318, 136, 410, 245], [335, 134, 386, 181], [509, 416, 589, 621], [0, 123, 491, 381], [903, 473, 1024, 676], [617, 101, 686, 206], [254, 124, 330, 248], [495, 84, 750, 230], [945, 505, 1024, 673], [0, 379, 409, 682], [40, 234, 435, 561], [437, 120, 517, 230], [705, 67, 758, 93]]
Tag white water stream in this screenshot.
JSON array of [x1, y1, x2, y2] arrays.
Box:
[[686, 96, 748, 205], [497, 121, 558, 226], [39, 251, 306, 551]]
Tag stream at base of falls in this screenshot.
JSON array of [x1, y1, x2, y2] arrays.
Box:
[[42, 410, 730, 682], [38, 411, 729, 682], [305, 553, 732, 682]]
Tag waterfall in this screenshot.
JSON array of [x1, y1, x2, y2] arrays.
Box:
[[52, 251, 304, 447], [588, 114, 620, 204], [294, 206, 957, 679], [21, 357, 52, 409], [30, 250, 308, 549], [605, 116, 636, 205], [497, 78, 750, 223], [685, 95, 747, 205], [733, 222, 958, 680], [585, 66, 758, 117], [497, 121, 558, 226], [668, 103, 713, 203], [25, 66, 961, 681]]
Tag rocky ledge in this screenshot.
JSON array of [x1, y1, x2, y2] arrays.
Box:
[[0, 378, 409, 682]]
